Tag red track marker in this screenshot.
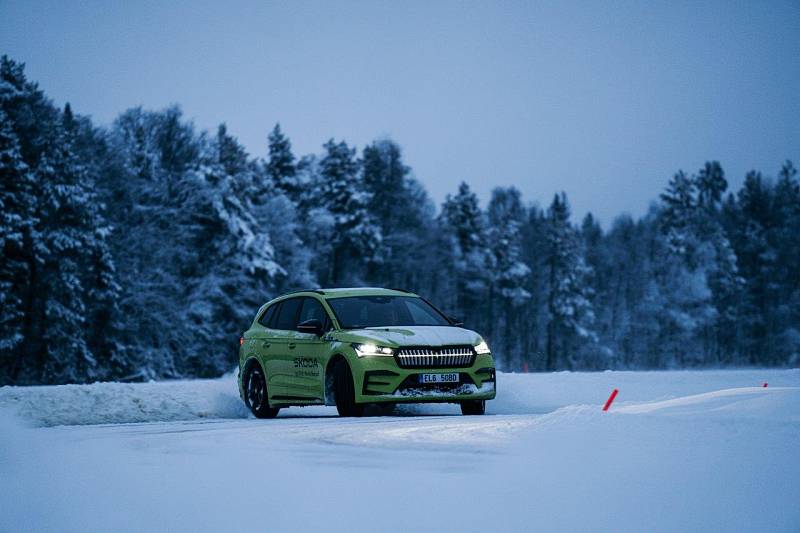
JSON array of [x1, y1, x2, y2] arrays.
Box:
[[602, 389, 619, 411], [763, 382, 768, 388]]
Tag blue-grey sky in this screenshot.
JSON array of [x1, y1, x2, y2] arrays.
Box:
[[3, 0, 799, 225]]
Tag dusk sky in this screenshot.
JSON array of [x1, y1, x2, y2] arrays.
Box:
[[3, 0, 799, 225]]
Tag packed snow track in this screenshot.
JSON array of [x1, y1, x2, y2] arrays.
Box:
[[2, 369, 799, 532]]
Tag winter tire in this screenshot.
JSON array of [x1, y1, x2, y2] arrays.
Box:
[[460, 399, 486, 415], [245, 365, 280, 419]]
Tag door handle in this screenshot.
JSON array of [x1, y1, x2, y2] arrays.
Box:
[[262, 341, 271, 348], [288, 343, 296, 349]]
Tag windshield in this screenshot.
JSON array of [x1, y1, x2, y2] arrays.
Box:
[[327, 296, 451, 328]]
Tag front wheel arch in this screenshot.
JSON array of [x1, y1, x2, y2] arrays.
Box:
[[331, 356, 364, 417], [241, 357, 262, 397], [324, 353, 347, 406]]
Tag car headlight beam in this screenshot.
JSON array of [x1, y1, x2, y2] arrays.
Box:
[[474, 340, 491, 354], [353, 343, 394, 357]]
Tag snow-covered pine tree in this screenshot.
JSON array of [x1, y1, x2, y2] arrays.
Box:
[[61, 103, 124, 379], [488, 188, 531, 302], [518, 205, 551, 369], [593, 213, 661, 368], [104, 112, 239, 376], [242, 129, 316, 293], [258, 193, 316, 292], [216, 123, 249, 176], [105, 107, 189, 379], [269, 152, 332, 282], [487, 187, 531, 369], [361, 139, 435, 290], [657, 167, 725, 365], [175, 125, 286, 375], [267, 123, 299, 201], [658, 163, 743, 364], [0, 58, 122, 384], [772, 161, 800, 363], [544, 192, 596, 370], [0, 108, 36, 382], [362, 139, 408, 233], [0, 56, 60, 168], [660, 170, 697, 258], [693, 163, 743, 363], [580, 213, 605, 306], [33, 111, 118, 383], [696, 161, 727, 211], [438, 182, 491, 334], [440, 182, 484, 256], [316, 139, 381, 285], [727, 167, 800, 365], [579, 212, 621, 367]]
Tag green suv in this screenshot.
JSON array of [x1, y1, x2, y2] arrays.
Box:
[[238, 288, 496, 418]]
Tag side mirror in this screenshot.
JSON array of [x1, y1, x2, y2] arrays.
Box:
[[297, 318, 324, 336], [449, 317, 464, 327]]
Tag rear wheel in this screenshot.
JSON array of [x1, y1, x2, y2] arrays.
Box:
[[460, 399, 486, 415], [245, 365, 280, 419], [333, 360, 364, 417]]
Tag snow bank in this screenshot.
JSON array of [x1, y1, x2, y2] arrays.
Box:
[[0, 368, 797, 426], [0, 373, 248, 427], [615, 385, 800, 422], [491, 368, 800, 414]]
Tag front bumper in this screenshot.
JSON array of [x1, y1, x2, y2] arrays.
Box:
[[353, 353, 496, 403]]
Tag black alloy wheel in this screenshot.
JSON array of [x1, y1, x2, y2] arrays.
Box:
[[246, 366, 280, 419]]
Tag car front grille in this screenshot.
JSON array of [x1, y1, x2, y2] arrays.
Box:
[[395, 345, 475, 368]]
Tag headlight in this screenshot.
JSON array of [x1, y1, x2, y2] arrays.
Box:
[[474, 340, 491, 354], [352, 343, 394, 357]]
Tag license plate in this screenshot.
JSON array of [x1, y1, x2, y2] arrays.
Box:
[[418, 373, 459, 384]]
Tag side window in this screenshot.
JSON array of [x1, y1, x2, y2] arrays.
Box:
[[258, 304, 277, 328], [298, 298, 331, 330], [273, 298, 302, 330]]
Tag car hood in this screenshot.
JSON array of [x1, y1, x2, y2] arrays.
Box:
[[335, 325, 482, 348]]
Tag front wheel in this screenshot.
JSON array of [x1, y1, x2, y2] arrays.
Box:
[[333, 360, 364, 417], [460, 400, 486, 415], [245, 366, 280, 419]]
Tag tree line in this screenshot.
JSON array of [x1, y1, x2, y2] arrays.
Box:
[[1, 56, 798, 384]]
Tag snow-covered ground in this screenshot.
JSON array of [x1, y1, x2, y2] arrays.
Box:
[[1, 369, 799, 532]]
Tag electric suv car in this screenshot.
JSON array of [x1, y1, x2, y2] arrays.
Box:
[[238, 288, 496, 418]]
